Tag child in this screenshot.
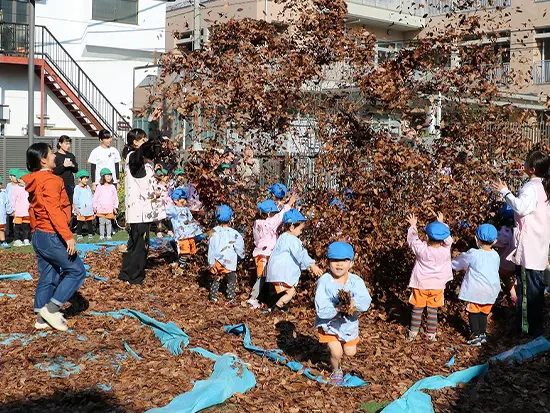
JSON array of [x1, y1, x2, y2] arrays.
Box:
[[493, 204, 517, 306], [5, 168, 18, 240], [492, 149, 550, 337], [315, 242, 372, 385], [208, 205, 245, 303], [166, 188, 201, 273], [0, 177, 13, 248], [93, 168, 119, 241], [269, 183, 288, 209], [265, 208, 323, 312], [73, 170, 94, 241], [406, 212, 453, 342], [23, 143, 86, 331], [154, 168, 172, 238], [452, 224, 501, 346], [246, 196, 296, 309], [11, 170, 31, 246]]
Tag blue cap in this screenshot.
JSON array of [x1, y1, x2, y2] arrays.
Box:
[[268, 183, 288, 199], [476, 223, 498, 243], [171, 188, 188, 201], [283, 208, 306, 224], [215, 205, 233, 223], [424, 221, 450, 241], [257, 199, 279, 214], [328, 242, 354, 260], [499, 204, 514, 220], [344, 188, 354, 199], [329, 198, 345, 210]]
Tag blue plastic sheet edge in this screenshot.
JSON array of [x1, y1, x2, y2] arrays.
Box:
[[225, 323, 368, 388], [0, 272, 33, 281], [381, 336, 550, 413]]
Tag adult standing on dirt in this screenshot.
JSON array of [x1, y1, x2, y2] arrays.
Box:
[[88, 130, 121, 191], [118, 129, 166, 285], [236, 145, 261, 188], [23, 143, 85, 332], [53, 136, 78, 206]]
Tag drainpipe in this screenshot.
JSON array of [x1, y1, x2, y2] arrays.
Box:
[[265, 0, 268, 21], [28, 0, 35, 144]]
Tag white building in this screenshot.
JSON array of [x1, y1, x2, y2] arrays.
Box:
[[0, 0, 168, 138]]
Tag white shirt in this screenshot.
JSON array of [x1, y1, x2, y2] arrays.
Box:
[[88, 146, 121, 184], [500, 178, 539, 217]]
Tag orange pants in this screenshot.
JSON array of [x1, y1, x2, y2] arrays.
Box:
[[274, 282, 293, 294], [409, 289, 444, 308], [318, 328, 360, 347], [466, 302, 493, 314], [254, 255, 268, 277], [96, 213, 115, 219], [178, 238, 197, 255], [211, 260, 231, 275], [13, 216, 31, 224], [77, 215, 94, 222], [0, 224, 5, 231]]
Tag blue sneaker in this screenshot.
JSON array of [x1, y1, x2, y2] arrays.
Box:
[[1, 242, 10, 249]]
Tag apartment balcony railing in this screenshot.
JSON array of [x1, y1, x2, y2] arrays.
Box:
[[534, 61, 550, 85], [346, 0, 427, 16], [424, 0, 510, 15], [486, 63, 510, 85]]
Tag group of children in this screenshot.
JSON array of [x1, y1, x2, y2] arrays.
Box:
[[0, 166, 118, 245]]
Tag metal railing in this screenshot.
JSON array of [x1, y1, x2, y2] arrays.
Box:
[[423, 0, 510, 15], [534, 60, 550, 85], [347, 0, 427, 16], [0, 22, 130, 137], [485, 62, 510, 85]]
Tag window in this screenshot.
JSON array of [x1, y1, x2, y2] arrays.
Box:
[[0, 0, 28, 24], [92, 0, 138, 25]]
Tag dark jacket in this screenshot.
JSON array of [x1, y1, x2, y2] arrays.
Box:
[[53, 151, 78, 187]]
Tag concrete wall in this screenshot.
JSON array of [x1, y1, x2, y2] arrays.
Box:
[[0, 63, 88, 137], [34, 0, 167, 120]]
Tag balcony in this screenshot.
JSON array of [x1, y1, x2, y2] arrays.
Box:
[[534, 61, 550, 85], [346, 0, 425, 30], [425, 0, 510, 16], [486, 63, 510, 85]]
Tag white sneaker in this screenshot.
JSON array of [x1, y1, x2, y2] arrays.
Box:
[[13, 240, 24, 247], [38, 307, 68, 331], [106, 236, 112, 241], [34, 320, 51, 330], [88, 234, 94, 240], [23, 239, 30, 246], [246, 298, 261, 309], [77, 235, 83, 241], [99, 236, 105, 241]]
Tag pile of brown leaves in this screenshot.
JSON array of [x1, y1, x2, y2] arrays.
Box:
[[0, 249, 545, 412]]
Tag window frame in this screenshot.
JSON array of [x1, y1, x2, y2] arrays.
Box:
[[92, 0, 139, 26]]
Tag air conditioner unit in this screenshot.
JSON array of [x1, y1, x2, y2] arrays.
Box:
[[0, 105, 9, 122]]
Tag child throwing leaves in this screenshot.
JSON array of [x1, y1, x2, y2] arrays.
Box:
[[73, 170, 94, 241], [452, 224, 501, 346], [268, 182, 288, 209], [494, 204, 517, 306], [5, 168, 18, 240], [11, 170, 31, 247], [246, 196, 296, 309], [93, 168, 119, 241], [315, 242, 371, 385], [167, 188, 201, 273], [208, 205, 245, 303], [266, 209, 323, 312], [406, 212, 453, 342], [0, 177, 13, 248]]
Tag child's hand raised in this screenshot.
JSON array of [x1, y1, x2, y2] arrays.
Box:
[[309, 263, 323, 277], [436, 212, 444, 223], [406, 214, 417, 227]]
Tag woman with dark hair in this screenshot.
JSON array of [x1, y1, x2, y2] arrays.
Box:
[[119, 128, 166, 285], [22, 143, 85, 331], [53, 135, 78, 205]]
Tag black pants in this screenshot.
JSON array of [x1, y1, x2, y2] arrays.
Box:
[[516, 266, 546, 336], [119, 223, 150, 285], [76, 220, 94, 236], [210, 271, 237, 301], [5, 215, 14, 240], [65, 185, 75, 206], [14, 223, 31, 241]]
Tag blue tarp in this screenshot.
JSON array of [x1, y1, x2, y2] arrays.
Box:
[[0, 272, 33, 281], [382, 336, 550, 413], [0, 292, 17, 298], [225, 323, 368, 387], [34, 356, 81, 378], [146, 349, 256, 413]]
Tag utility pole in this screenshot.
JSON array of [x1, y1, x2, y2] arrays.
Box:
[[193, 0, 201, 51], [28, 0, 35, 144]]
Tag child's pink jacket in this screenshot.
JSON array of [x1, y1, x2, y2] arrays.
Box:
[[253, 205, 291, 257], [10, 185, 30, 218], [92, 184, 119, 214], [407, 225, 453, 290]]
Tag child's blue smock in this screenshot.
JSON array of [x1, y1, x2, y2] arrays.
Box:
[[315, 272, 372, 342], [452, 248, 501, 304], [166, 205, 201, 240], [265, 232, 315, 287], [207, 226, 245, 271], [73, 185, 94, 217], [0, 190, 13, 225]]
